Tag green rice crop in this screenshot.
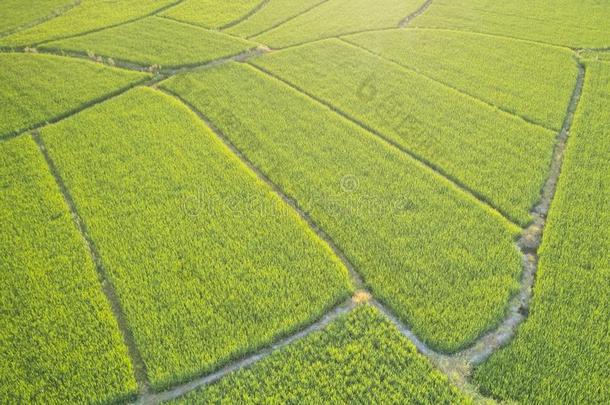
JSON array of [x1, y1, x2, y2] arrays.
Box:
[[253, 0, 423, 48], [40, 87, 351, 389], [161, 0, 261, 29], [413, 0, 610, 49], [163, 62, 523, 353], [225, 0, 326, 38], [0, 0, 72, 35], [0, 0, 176, 46], [0, 52, 148, 138], [345, 28, 577, 131], [473, 61, 610, 404], [0, 136, 136, 403], [579, 50, 610, 63], [169, 305, 472, 404], [42, 17, 256, 68], [252, 39, 556, 225]]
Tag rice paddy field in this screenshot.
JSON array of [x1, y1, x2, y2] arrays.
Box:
[[0, 1, 608, 404]]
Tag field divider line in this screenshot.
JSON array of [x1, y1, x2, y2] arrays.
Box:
[[339, 37, 559, 133], [247, 0, 331, 40], [135, 298, 358, 404], [220, 0, 270, 31], [248, 62, 522, 229], [158, 87, 365, 291], [399, 0, 434, 28], [0, 0, 82, 40], [152, 0, 186, 16], [27, 0, 184, 47], [31, 130, 151, 396], [0, 75, 158, 142]]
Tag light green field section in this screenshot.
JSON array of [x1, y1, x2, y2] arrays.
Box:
[[0, 53, 148, 138], [161, 0, 261, 29], [163, 62, 523, 353], [169, 305, 472, 404], [474, 61, 610, 404], [253, 40, 556, 225], [0, 136, 136, 403], [345, 28, 577, 131], [0, 0, 176, 46], [579, 50, 610, 63], [0, 0, 72, 35], [43, 17, 256, 68], [225, 0, 325, 38], [254, 0, 423, 48], [40, 87, 351, 389], [413, 0, 610, 49]]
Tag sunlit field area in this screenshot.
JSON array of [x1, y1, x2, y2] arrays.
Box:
[[1, 1, 608, 404]]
